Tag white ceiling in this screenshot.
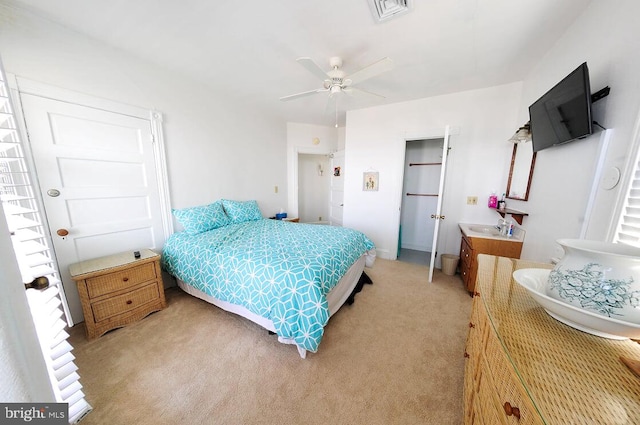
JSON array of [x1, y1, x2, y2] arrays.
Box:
[[9, 0, 592, 127]]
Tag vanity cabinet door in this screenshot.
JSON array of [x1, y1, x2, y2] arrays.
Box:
[[460, 236, 475, 292]]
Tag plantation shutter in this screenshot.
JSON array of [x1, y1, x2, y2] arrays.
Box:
[[614, 155, 640, 247], [0, 57, 92, 423]]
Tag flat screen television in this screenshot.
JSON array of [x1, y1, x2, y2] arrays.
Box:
[[529, 62, 593, 153]]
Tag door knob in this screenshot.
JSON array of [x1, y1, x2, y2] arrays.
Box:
[[57, 229, 69, 237]]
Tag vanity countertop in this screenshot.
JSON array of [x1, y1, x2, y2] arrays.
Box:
[[459, 222, 525, 242]]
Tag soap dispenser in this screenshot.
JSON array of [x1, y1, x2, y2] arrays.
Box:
[[488, 191, 498, 208]]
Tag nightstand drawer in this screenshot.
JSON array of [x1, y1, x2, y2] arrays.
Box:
[[92, 282, 160, 322], [86, 262, 157, 298]]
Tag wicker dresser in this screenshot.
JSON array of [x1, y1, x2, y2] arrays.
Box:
[[70, 249, 166, 340], [464, 254, 640, 424]]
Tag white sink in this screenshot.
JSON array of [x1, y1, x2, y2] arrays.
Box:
[[468, 225, 501, 236], [459, 223, 525, 242]]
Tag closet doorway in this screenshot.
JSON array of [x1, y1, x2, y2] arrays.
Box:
[[398, 138, 445, 267], [297, 153, 330, 224]]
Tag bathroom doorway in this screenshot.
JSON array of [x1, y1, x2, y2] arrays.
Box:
[[398, 138, 445, 266], [298, 153, 330, 224]]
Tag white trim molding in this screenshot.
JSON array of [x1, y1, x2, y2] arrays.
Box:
[[150, 110, 174, 242]]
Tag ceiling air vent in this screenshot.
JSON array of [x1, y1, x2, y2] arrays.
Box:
[[368, 0, 412, 23]]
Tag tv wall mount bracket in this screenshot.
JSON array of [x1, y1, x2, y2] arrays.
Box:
[[591, 86, 610, 103]]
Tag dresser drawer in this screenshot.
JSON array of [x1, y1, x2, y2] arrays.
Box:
[[483, 325, 542, 425], [86, 262, 157, 298], [476, 370, 506, 425], [92, 282, 160, 322]]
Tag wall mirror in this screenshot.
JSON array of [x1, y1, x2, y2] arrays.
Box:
[[506, 140, 536, 201]]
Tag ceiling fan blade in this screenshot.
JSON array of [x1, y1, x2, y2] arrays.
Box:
[[346, 57, 394, 85], [296, 57, 330, 80], [343, 86, 386, 99], [279, 88, 328, 102]]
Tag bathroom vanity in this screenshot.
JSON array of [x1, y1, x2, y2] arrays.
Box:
[[458, 223, 524, 293]]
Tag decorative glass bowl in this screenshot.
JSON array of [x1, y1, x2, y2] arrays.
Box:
[[514, 268, 640, 339], [514, 239, 640, 339], [548, 239, 640, 325]]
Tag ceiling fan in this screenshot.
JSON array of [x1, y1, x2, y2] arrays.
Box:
[[279, 56, 394, 103]]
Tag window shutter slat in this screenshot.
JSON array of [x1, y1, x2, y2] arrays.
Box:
[[615, 155, 640, 247]]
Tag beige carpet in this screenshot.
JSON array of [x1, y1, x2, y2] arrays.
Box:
[[68, 258, 472, 425]]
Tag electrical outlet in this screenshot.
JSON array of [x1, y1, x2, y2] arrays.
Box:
[[274, 185, 278, 193], [467, 196, 478, 205]]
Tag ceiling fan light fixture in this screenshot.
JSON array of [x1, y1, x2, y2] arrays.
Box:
[[368, 0, 412, 23]]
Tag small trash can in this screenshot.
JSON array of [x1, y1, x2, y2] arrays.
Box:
[[441, 254, 460, 276]]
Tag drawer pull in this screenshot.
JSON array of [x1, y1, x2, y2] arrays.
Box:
[[469, 322, 475, 328], [126, 300, 133, 305], [463, 351, 470, 358], [123, 277, 129, 282], [503, 402, 521, 419]]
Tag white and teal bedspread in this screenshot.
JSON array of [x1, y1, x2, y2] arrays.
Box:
[[162, 219, 375, 353]]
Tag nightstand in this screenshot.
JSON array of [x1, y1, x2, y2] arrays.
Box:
[[69, 249, 166, 340], [282, 217, 299, 222]]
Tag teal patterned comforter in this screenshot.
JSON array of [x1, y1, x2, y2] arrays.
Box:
[[161, 219, 375, 353]]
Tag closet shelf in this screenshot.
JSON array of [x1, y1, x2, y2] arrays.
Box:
[[409, 162, 442, 166]]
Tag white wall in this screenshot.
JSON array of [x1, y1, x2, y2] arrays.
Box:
[[0, 5, 287, 217], [286, 122, 338, 217], [344, 82, 523, 261], [337, 127, 346, 151], [512, 1, 640, 262], [345, 2, 640, 265]]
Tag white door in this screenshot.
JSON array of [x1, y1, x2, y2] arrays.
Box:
[[429, 126, 451, 282], [21, 94, 167, 324], [329, 150, 345, 226]]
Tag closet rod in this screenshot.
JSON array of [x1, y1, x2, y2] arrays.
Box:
[[409, 162, 442, 166], [406, 193, 438, 197]]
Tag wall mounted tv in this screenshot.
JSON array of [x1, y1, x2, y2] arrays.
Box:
[[529, 62, 593, 153]]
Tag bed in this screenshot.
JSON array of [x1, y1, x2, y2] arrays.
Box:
[[161, 200, 376, 358]]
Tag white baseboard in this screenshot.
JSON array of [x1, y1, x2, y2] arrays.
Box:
[[400, 243, 429, 251]]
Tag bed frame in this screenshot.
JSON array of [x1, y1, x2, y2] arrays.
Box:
[[176, 251, 375, 358]]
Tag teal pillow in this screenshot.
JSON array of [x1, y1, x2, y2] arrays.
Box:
[[172, 201, 230, 234], [221, 199, 263, 223]]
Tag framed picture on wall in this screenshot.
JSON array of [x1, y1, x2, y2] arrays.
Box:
[[363, 171, 379, 191]]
